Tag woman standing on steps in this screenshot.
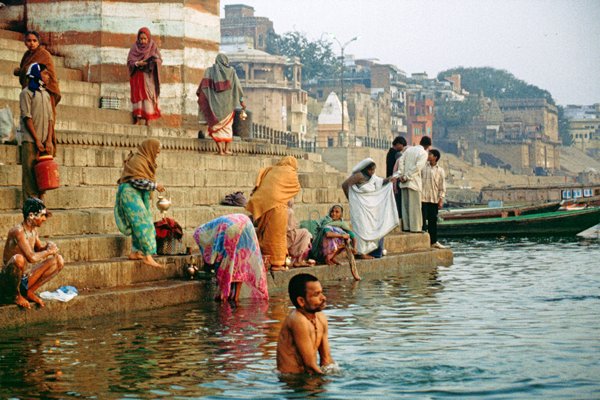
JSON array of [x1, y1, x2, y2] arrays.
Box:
[[197, 53, 245, 156], [114, 139, 165, 268], [127, 27, 162, 126], [14, 31, 61, 152]]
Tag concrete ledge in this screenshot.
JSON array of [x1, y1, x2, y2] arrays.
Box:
[[0, 280, 210, 330], [266, 248, 453, 291], [0, 248, 453, 329]]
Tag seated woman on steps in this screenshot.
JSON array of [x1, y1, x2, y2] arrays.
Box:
[[114, 138, 165, 268], [286, 199, 315, 268], [193, 214, 269, 302], [310, 205, 357, 265]]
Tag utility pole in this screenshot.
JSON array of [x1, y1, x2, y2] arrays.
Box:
[[329, 35, 359, 138]]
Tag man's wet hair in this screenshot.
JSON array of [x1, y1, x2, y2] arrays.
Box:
[[430, 149, 441, 161], [420, 136, 432, 147], [289, 273, 319, 308], [393, 136, 407, 146], [23, 197, 46, 219]]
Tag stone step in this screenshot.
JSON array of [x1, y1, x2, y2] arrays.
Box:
[[1, 140, 328, 174], [0, 161, 345, 192], [43, 255, 190, 292], [0, 58, 83, 81], [0, 202, 340, 240], [0, 37, 38, 52], [0, 29, 24, 41], [0, 248, 453, 329], [0, 85, 98, 109], [1, 99, 133, 125], [0, 74, 100, 96], [0, 183, 346, 211], [0, 47, 66, 67], [0, 279, 207, 329]]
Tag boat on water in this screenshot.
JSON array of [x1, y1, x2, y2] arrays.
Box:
[[438, 207, 600, 237], [439, 201, 561, 221]]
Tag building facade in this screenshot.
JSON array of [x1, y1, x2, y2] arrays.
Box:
[[220, 4, 274, 52]]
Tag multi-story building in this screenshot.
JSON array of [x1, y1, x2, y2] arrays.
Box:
[[369, 62, 407, 135], [565, 104, 600, 155], [220, 4, 274, 52], [223, 40, 307, 137]]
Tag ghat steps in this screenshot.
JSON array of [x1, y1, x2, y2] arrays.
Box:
[[0, 28, 452, 327]]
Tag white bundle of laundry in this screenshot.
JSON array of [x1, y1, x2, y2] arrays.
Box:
[[39, 286, 79, 302]]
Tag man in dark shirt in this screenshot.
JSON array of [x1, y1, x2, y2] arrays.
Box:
[[386, 136, 407, 219], [386, 136, 407, 177]]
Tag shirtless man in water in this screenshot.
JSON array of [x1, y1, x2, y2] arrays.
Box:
[[277, 273, 334, 374], [1, 197, 64, 309]]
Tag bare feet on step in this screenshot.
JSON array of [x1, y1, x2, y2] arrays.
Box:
[[15, 294, 31, 309], [142, 255, 163, 268], [356, 254, 374, 260], [26, 291, 45, 308], [128, 252, 144, 260]]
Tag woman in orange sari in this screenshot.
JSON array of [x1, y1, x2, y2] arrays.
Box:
[[127, 27, 162, 126], [246, 156, 301, 271]]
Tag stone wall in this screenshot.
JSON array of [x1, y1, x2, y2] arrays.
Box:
[[2, 0, 221, 127], [319, 147, 387, 175]]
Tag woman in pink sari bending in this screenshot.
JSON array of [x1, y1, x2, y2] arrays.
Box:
[[193, 214, 269, 302], [127, 27, 162, 126]]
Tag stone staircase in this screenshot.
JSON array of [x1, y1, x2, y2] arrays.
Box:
[[0, 29, 452, 328]]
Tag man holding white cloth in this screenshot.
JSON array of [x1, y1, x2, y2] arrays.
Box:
[[395, 136, 431, 232], [342, 158, 399, 259]]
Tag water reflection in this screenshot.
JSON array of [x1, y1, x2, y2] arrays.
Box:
[[1, 238, 599, 398]]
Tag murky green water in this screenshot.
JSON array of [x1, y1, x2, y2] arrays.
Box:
[[1, 237, 599, 398]]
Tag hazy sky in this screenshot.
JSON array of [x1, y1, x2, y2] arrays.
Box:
[[221, 0, 600, 105]]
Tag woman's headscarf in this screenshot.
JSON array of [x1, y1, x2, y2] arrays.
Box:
[[245, 156, 301, 220], [17, 43, 61, 106], [117, 139, 161, 184], [308, 204, 353, 261], [351, 157, 376, 175], [197, 53, 244, 126]]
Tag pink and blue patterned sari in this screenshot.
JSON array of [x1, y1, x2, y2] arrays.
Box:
[[193, 214, 268, 300]]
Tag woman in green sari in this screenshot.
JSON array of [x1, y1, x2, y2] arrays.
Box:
[[310, 205, 357, 265], [114, 139, 166, 268]]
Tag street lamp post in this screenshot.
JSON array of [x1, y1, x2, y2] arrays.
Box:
[[330, 35, 358, 137]]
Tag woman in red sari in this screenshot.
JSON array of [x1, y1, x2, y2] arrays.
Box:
[[127, 27, 162, 126]]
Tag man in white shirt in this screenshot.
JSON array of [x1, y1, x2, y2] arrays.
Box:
[[395, 136, 431, 232], [421, 149, 447, 249]]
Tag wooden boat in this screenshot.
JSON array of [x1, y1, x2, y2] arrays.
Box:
[[439, 201, 561, 221], [438, 207, 600, 237]]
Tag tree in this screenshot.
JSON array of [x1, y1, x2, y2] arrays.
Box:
[[556, 105, 573, 146], [267, 31, 339, 85], [437, 67, 555, 105]]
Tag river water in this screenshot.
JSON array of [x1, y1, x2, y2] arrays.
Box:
[[1, 237, 599, 399]]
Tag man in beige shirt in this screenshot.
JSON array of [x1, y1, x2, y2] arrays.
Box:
[[421, 149, 447, 248], [277, 273, 334, 374]]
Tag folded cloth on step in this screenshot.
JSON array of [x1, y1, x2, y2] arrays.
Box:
[[154, 217, 184, 240], [39, 286, 79, 302]]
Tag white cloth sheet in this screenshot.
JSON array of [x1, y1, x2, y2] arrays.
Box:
[[349, 175, 399, 254]]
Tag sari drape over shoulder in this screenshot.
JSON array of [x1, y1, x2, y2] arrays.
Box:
[[127, 27, 162, 121], [197, 54, 244, 142], [114, 138, 161, 256], [194, 214, 269, 300], [16, 46, 61, 107], [246, 156, 301, 266]]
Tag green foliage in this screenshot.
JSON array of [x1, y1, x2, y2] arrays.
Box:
[[267, 31, 339, 85], [437, 67, 555, 105], [435, 96, 482, 127], [556, 105, 573, 145]]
